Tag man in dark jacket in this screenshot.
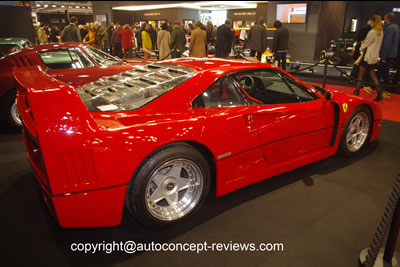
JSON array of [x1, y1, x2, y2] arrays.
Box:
[[378, 12, 400, 92], [170, 22, 186, 58], [135, 26, 142, 49], [216, 19, 234, 58], [272, 20, 289, 70], [60, 16, 82, 43], [148, 24, 157, 50], [112, 24, 122, 58], [107, 23, 115, 55], [206, 21, 216, 46], [247, 17, 267, 61]]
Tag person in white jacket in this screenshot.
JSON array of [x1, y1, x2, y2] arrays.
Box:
[[354, 15, 384, 101]]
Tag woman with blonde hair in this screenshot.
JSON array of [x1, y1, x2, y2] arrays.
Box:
[[84, 23, 98, 48], [354, 15, 384, 101], [141, 23, 153, 59]]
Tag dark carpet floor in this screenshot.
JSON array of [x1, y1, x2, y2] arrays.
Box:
[[0, 120, 399, 267]]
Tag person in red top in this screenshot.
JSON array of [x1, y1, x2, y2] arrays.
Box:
[[118, 24, 134, 58]]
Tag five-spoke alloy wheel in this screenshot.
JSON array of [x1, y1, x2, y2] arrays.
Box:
[[125, 143, 210, 228], [339, 106, 372, 156]]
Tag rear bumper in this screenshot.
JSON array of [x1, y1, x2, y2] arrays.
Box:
[[34, 170, 127, 228]]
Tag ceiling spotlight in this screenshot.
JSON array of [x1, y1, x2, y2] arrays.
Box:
[[44, 4, 48, 7], [52, 5, 56, 8], [36, 4, 40, 7], [61, 5, 65, 8], [76, 6, 80, 8]]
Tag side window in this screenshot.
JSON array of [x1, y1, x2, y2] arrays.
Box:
[[284, 76, 318, 102], [192, 76, 246, 108], [233, 70, 298, 105], [39, 49, 95, 69]]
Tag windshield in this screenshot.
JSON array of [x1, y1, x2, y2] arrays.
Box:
[[83, 46, 122, 66], [23, 40, 34, 48], [76, 63, 197, 112], [305, 82, 326, 96]]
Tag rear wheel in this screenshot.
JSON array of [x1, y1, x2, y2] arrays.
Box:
[[125, 143, 210, 228], [1, 89, 22, 130], [339, 106, 372, 156]]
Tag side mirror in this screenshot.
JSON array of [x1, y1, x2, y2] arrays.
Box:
[[325, 91, 334, 101]]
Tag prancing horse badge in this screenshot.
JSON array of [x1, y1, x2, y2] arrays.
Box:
[[342, 103, 348, 113]]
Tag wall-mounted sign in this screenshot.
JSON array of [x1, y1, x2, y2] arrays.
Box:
[[393, 8, 400, 12], [50, 18, 60, 24], [144, 12, 160, 16], [233, 12, 256, 16]]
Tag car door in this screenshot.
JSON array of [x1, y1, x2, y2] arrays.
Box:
[[233, 69, 335, 164], [191, 75, 267, 193]]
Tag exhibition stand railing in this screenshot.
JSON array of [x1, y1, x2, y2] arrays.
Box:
[[359, 174, 400, 267]]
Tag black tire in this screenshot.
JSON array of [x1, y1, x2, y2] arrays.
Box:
[[125, 143, 210, 228], [332, 55, 343, 65], [338, 105, 372, 157], [1, 89, 21, 130]]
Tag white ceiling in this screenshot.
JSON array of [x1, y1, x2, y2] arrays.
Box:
[[112, 1, 268, 11]]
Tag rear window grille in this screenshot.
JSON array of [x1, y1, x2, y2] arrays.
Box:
[[76, 63, 196, 112], [147, 65, 162, 69], [17, 57, 25, 67], [138, 78, 157, 85], [11, 58, 20, 67], [121, 72, 134, 77], [168, 69, 188, 75], [24, 56, 33, 66], [134, 68, 147, 73]]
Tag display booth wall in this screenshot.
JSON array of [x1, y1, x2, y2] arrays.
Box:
[[0, 6, 35, 42]]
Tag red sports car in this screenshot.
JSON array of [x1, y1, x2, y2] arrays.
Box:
[[14, 58, 382, 228], [0, 43, 152, 129]]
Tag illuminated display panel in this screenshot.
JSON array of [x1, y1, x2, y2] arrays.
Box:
[[276, 3, 307, 24]]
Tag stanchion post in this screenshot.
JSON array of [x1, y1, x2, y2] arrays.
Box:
[[383, 197, 400, 264], [322, 58, 328, 88]]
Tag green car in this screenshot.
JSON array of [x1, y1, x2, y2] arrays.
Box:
[[0, 38, 34, 58]]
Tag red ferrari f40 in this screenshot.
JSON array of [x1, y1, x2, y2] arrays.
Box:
[[14, 58, 382, 228]]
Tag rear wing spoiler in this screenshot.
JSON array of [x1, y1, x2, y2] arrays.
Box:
[[13, 65, 98, 137], [14, 66, 102, 195]]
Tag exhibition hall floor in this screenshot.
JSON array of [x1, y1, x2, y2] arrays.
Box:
[[1, 81, 399, 267]]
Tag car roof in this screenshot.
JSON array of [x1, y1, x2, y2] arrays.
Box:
[[0, 38, 30, 46], [4, 42, 86, 58], [162, 57, 273, 72], [28, 42, 86, 51]]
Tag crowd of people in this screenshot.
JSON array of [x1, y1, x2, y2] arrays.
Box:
[[34, 17, 111, 53], [33, 13, 400, 101], [34, 16, 290, 63]]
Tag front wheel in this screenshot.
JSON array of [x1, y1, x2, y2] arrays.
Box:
[[125, 143, 210, 228], [338, 106, 372, 156]]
